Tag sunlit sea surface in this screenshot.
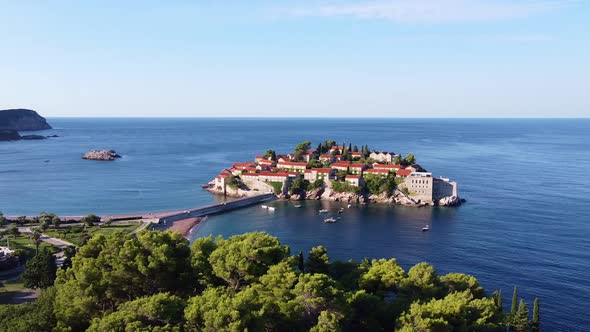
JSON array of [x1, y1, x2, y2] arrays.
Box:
[[1, 118, 589, 330]]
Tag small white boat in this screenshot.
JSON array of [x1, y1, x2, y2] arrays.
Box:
[[338, 208, 344, 214], [319, 209, 329, 213], [324, 217, 337, 223], [294, 204, 302, 208], [347, 204, 352, 208], [261, 205, 268, 209], [268, 207, 276, 212], [422, 225, 430, 232]]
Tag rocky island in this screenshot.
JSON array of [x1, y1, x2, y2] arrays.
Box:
[[0, 109, 55, 141], [206, 140, 462, 207], [82, 150, 122, 161]]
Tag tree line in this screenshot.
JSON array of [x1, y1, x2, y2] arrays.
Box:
[[0, 230, 540, 331]]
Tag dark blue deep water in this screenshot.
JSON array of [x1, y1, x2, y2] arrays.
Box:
[[1, 118, 589, 330]]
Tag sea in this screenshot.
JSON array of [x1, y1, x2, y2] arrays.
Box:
[[1, 118, 589, 330]]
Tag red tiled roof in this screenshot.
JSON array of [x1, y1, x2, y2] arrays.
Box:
[[277, 161, 307, 167], [350, 163, 365, 168], [350, 152, 362, 156], [320, 154, 333, 158], [396, 169, 412, 176], [241, 173, 258, 177], [346, 175, 361, 179], [331, 162, 350, 167], [373, 164, 403, 169]]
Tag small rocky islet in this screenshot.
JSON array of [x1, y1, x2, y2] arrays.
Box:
[[82, 150, 122, 161]]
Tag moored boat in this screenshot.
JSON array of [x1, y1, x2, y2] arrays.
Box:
[[324, 217, 337, 223], [422, 225, 430, 232]]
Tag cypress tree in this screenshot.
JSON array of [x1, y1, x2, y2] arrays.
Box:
[[298, 251, 305, 273], [317, 143, 322, 154], [348, 143, 352, 151], [353, 145, 358, 152], [532, 298, 539, 332], [492, 290, 503, 312], [511, 286, 518, 315], [512, 300, 530, 332]]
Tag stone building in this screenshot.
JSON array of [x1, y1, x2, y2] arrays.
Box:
[[402, 172, 433, 203], [433, 177, 458, 200]]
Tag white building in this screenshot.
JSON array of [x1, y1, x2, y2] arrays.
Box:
[[369, 151, 399, 164]]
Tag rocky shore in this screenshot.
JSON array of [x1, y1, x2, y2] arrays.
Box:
[[208, 180, 461, 207], [82, 150, 121, 161]]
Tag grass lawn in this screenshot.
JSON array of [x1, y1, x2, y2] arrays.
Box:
[[2, 234, 58, 258], [43, 222, 142, 246]]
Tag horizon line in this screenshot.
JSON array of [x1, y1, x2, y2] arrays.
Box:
[[44, 116, 590, 120]]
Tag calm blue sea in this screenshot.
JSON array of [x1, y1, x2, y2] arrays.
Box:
[[1, 118, 589, 330]]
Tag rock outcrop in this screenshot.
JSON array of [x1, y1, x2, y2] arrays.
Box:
[[82, 150, 121, 161], [0, 129, 22, 141], [0, 109, 52, 131], [437, 195, 462, 207]]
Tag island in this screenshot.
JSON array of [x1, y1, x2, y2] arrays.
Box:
[[82, 149, 122, 161], [0, 108, 52, 131], [0, 109, 55, 141], [206, 140, 461, 206]]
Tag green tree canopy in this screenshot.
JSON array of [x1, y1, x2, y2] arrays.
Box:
[[295, 141, 312, 153], [53, 231, 194, 330], [306, 246, 330, 275], [359, 258, 405, 296], [22, 249, 56, 289], [87, 292, 186, 332], [404, 153, 416, 165], [208, 232, 290, 290]]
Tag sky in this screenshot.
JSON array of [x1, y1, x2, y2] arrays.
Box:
[[1, 0, 589, 118]]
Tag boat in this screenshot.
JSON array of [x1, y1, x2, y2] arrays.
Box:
[[318, 209, 329, 213], [347, 204, 352, 208], [294, 204, 302, 208], [338, 208, 344, 214], [422, 225, 430, 232], [324, 217, 337, 223], [268, 207, 276, 212], [261, 205, 268, 209]]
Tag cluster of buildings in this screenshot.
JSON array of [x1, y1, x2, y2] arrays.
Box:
[[213, 149, 457, 203]]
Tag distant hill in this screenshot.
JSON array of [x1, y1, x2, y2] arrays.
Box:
[[0, 109, 52, 131]]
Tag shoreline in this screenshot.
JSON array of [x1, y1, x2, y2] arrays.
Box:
[[167, 217, 205, 237]]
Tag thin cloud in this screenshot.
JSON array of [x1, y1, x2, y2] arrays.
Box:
[[281, 0, 569, 24]]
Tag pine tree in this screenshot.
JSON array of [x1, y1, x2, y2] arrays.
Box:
[[512, 300, 531, 332], [532, 298, 539, 332], [511, 286, 518, 315]]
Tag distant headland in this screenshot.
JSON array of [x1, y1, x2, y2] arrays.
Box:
[[0, 109, 54, 141], [206, 140, 462, 207]]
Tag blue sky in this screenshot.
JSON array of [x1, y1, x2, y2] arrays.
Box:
[[1, 0, 588, 117]]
